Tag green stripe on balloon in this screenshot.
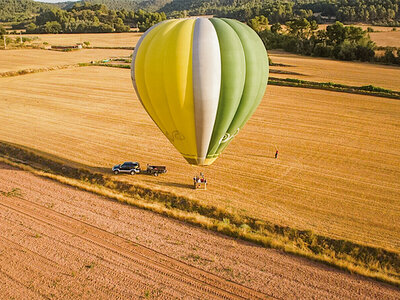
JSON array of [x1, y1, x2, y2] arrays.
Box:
[[214, 18, 270, 156], [206, 18, 246, 158]]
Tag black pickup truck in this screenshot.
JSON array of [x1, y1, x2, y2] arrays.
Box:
[[112, 162, 167, 176]]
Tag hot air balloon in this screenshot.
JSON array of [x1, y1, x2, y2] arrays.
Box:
[[131, 17, 269, 166]]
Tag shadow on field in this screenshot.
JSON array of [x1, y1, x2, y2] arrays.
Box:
[[92, 166, 113, 174], [156, 181, 193, 189], [247, 154, 276, 159], [0, 140, 112, 174], [0, 162, 22, 171], [0, 141, 187, 186]]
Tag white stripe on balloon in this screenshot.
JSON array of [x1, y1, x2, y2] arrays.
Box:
[[192, 18, 221, 164]]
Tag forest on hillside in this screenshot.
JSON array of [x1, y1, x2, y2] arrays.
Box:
[[1, 0, 400, 26], [0, 0, 52, 22]]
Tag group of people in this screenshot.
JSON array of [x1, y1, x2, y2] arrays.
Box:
[[193, 172, 207, 189], [193, 172, 207, 184]]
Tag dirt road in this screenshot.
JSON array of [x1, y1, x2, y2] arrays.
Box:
[[0, 163, 398, 299]]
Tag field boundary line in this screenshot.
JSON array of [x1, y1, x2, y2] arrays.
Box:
[[80, 62, 400, 100], [268, 77, 400, 100], [0, 64, 80, 78]]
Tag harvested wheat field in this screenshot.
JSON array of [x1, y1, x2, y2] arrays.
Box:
[[0, 49, 132, 73], [369, 31, 400, 47], [1, 66, 399, 253], [269, 50, 400, 91], [1, 163, 399, 299], [10, 32, 142, 48]]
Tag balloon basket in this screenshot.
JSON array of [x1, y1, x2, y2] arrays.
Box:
[[194, 181, 207, 190]]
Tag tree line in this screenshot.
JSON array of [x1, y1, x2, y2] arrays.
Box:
[[25, 2, 166, 34], [252, 18, 400, 65], [2, 0, 400, 26], [160, 0, 400, 26], [0, 0, 51, 22]]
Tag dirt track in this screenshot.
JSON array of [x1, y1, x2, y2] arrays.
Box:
[[1, 163, 399, 299]]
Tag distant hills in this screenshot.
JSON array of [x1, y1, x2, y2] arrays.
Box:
[[51, 0, 172, 11], [0, 0, 53, 22], [2, 0, 400, 26], [53, 0, 144, 10]]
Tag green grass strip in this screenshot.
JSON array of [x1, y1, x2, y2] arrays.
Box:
[[89, 62, 400, 100], [268, 77, 400, 100]]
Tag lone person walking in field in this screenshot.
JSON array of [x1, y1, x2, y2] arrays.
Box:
[[275, 150, 278, 159]]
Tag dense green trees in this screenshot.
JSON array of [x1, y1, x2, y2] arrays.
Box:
[[260, 20, 377, 62], [25, 2, 166, 33], [335, 0, 400, 25], [130, 9, 166, 32], [376, 47, 400, 64], [0, 0, 52, 22], [156, 0, 400, 26], [0, 25, 6, 38], [2, 0, 400, 27]]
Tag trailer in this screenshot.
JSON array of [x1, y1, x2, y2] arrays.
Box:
[[141, 164, 167, 176]]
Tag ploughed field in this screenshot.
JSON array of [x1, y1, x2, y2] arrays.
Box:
[[269, 50, 400, 91], [2, 163, 399, 299], [1, 66, 399, 252]]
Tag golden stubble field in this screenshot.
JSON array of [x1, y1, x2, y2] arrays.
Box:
[[11, 25, 400, 49], [10, 32, 142, 47], [369, 31, 400, 47], [269, 50, 400, 91], [0, 49, 132, 73], [1, 66, 399, 252]]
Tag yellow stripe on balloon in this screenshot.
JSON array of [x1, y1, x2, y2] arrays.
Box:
[[163, 19, 197, 159], [134, 19, 177, 136]]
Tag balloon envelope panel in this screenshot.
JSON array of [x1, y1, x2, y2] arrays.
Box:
[[132, 17, 269, 166]]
